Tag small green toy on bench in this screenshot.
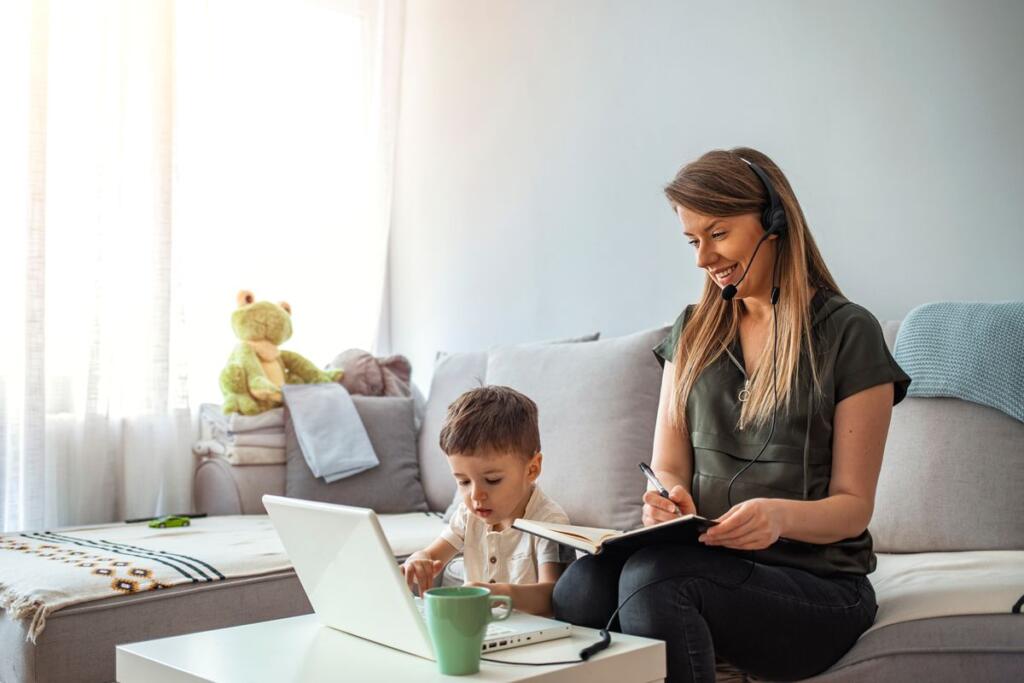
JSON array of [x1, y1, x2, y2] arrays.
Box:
[[148, 515, 190, 529], [219, 290, 342, 415]]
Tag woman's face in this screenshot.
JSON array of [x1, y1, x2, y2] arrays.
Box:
[[677, 205, 777, 300]]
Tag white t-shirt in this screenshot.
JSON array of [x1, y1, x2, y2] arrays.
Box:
[[440, 485, 570, 585]]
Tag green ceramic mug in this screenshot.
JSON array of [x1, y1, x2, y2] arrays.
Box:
[[423, 586, 513, 675]]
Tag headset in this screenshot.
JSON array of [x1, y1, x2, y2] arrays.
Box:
[[720, 157, 787, 303], [723, 157, 788, 507], [484, 157, 787, 668]]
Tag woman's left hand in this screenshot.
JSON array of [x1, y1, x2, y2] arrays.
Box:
[[700, 498, 785, 550]]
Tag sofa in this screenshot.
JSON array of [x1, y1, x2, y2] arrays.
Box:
[[199, 319, 1024, 680], [3, 317, 1021, 682]]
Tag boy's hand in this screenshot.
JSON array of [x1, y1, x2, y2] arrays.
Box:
[[466, 581, 511, 609], [401, 557, 443, 594], [466, 581, 509, 597], [642, 485, 696, 526]]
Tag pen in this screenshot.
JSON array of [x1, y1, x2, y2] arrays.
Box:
[[638, 462, 683, 516]]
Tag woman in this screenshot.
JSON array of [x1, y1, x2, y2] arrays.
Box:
[[552, 147, 910, 682]]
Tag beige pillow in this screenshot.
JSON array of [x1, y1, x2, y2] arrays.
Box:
[[418, 333, 601, 514], [485, 327, 668, 530], [870, 396, 1024, 552], [418, 351, 488, 512]]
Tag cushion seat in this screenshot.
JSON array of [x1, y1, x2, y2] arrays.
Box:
[[868, 550, 1024, 633], [812, 614, 1024, 682], [807, 550, 1024, 681]]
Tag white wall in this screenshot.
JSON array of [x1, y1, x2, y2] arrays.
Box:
[[390, 0, 1024, 391]]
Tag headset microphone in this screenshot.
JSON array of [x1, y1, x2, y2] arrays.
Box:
[[721, 230, 772, 301]]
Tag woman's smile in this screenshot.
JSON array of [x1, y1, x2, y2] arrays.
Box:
[[711, 263, 739, 285]]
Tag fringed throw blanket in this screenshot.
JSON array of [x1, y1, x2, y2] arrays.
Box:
[[0, 515, 290, 642]]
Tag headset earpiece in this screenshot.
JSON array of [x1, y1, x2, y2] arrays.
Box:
[[740, 157, 788, 238], [719, 156, 788, 303], [765, 206, 787, 237]]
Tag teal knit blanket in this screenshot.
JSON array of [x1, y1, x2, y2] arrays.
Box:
[[893, 301, 1024, 422]]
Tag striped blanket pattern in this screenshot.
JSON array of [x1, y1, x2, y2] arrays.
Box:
[[0, 515, 290, 642]]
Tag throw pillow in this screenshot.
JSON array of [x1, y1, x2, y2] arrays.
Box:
[[286, 396, 428, 513], [418, 351, 488, 512], [870, 396, 1024, 552], [485, 327, 668, 530], [419, 332, 601, 513]]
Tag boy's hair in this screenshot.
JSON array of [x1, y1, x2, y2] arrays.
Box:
[[438, 386, 541, 457]]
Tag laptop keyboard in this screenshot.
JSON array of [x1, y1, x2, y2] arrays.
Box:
[[415, 600, 516, 638]]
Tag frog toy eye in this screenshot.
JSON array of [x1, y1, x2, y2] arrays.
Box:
[[236, 290, 255, 307]]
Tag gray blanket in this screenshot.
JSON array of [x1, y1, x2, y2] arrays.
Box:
[[282, 384, 379, 482]]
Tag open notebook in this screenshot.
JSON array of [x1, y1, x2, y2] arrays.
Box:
[[512, 514, 717, 555]]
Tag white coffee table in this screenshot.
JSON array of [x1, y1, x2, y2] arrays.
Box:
[[116, 613, 665, 682]]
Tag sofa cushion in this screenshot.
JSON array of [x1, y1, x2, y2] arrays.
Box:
[[285, 396, 428, 513], [417, 351, 488, 511], [870, 396, 1024, 552], [418, 333, 601, 513], [867, 550, 1024, 633], [812, 614, 1024, 682], [485, 327, 668, 530]]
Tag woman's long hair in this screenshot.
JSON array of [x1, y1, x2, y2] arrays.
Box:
[[664, 147, 842, 431]]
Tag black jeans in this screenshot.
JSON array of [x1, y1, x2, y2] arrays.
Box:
[[552, 543, 876, 683]]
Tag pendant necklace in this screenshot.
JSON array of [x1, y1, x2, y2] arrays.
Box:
[[722, 345, 751, 402]]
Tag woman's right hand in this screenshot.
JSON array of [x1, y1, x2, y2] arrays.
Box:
[[642, 485, 697, 526]]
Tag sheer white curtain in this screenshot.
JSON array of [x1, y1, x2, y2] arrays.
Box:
[[0, 0, 404, 532]]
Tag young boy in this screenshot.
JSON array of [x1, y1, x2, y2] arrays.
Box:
[[401, 385, 570, 616]]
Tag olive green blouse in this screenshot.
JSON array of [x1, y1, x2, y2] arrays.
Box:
[[653, 290, 910, 576]]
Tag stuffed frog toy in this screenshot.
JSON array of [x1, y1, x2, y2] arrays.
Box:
[[219, 290, 342, 415]]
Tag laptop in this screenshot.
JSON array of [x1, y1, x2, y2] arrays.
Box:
[[263, 495, 572, 660]]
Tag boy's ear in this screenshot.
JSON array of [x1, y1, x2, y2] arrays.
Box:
[[527, 452, 543, 481]]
